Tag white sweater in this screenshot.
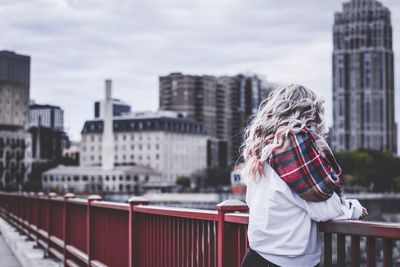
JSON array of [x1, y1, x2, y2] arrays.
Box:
[[246, 164, 361, 267]]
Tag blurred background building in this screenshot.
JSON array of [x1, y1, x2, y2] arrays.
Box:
[[159, 72, 273, 165], [80, 110, 208, 185], [0, 51, 31, 190], [28, 103, 69, 164], [94, 98, 131, 118], [0, 51, 30, 128], [29, 103, 64, 130]]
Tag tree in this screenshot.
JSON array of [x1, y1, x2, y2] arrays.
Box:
[[176, 176, 191, 188], [334, 150, 400, 192]]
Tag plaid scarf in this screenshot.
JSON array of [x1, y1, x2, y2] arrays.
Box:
[[268, 127, 343, 202]]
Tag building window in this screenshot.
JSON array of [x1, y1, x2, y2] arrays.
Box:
[[82, 176, 88, 181], [134, 175, 138, 182], [126, 175, 131, 181], [73, 176, 79, 182], [145, 175, 149, 182]]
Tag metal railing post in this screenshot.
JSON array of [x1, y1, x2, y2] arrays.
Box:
[[216, 199, 248, 267], [87, 195, 101, 267], [63, 193, 75, 267], [128, 197, 149, 267], [34, 192, 44, 249], [46, 192, 57, 257]]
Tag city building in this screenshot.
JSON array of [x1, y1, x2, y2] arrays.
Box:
[[94, 98, 131, 118], [80, 110, 208, 185], [28, 102, 70, 191], [0, 129, 31, 190], [42, 80, 164, 193], [159, 73, 269, 164], [0, 50, 30, 128], [29, 126, 69, 163], [29, 103, 64, 130], [42, 165, 160, 193], [62, 141, 80, 166], [0, 51, 31, 190], [331, 0, 397, 153]]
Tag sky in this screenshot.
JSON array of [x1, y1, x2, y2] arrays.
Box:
[[1, 0, 399, 150]]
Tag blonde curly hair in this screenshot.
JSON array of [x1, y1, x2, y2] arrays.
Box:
[[241, 84, 328, 182]]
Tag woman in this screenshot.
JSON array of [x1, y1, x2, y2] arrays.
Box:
[[240, 84, 367, 267]]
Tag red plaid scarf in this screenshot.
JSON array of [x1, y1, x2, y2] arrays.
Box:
[[268, 127, 343, 202]]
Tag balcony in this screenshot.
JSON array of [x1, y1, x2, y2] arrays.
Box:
[[0, 192, 399, 267]]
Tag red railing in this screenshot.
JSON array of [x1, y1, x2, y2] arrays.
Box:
[[0, 192, 399, 267]]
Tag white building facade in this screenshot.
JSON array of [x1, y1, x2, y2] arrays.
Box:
[[42, 165, 161, 193], [80, 112, 208, 184]]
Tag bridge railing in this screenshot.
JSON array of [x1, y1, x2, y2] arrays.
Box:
[[0, 192, 399, 267]]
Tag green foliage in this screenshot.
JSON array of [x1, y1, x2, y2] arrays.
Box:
[[176, 176, 191, 188], [334, 150, 400, 192]]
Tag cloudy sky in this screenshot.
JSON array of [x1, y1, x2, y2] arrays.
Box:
[[1, 0, 399, 147]]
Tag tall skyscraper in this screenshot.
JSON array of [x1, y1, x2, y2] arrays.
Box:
[[331, 0, 397, 153], [159, 73, 267, 164], [0, 51, 30, 128]]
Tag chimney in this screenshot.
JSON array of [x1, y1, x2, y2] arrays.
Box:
[[102, 79, 114, 170]]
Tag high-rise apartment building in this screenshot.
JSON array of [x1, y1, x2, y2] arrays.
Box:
[[159, 73, 266, 164], [331, 0, 397, 153], [0, 51, 30, 128]]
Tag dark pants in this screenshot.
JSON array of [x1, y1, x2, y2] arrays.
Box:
[[241, 249, 280, 267], [241, 248, 320, 267]]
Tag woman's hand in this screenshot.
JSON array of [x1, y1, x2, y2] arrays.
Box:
[[359, 207, 368, 221]]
